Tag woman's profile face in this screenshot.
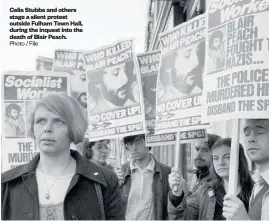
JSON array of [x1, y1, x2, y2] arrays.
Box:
[[91, 140, 110, 165], [213, 145, 231, 179], [33, 106, 71, 154]]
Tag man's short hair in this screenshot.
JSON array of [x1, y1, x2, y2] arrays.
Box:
[[123, 134, 152, 151], [207, 133, 221, 150], [6, 103, 21, 117], [27, 93, 88, 144]]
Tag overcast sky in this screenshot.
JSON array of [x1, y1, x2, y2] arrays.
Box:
[[0, 0, 149, 71]]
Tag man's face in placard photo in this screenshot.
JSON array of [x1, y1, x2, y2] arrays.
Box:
[[88, 60, 137, 113], [142, 76, 156, 104], [159, 41, 205, 99], [101, 63, 129, 105], [142, 75, 157, 117], [209, 30, 223, 51], [9, 108, 19, 120], [174, 45, 199, 89], [78, 92, 87, 109], [207, 29, 225, 72], [5, 103, 25, 138], [6, 104, 21, 120]]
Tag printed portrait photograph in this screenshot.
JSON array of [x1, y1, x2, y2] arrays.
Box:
[[4, 102, 26, 138], [25, 100, 38, 139], [142, 74, 157, 119], [69, 90, 88, 117], [207, 28, 226, 73], [66, 70, 87, 96], [158, 41, 205, 102], [57, 69, 87, 113], [87, 60, 140, 114]]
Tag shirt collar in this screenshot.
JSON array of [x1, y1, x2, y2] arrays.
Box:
[[130, 155, 155, 172], [2, 149, 108, 188], [261, 168, 269, 185]]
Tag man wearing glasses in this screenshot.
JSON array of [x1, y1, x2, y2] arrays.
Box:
[[114, 134, 171, 220]]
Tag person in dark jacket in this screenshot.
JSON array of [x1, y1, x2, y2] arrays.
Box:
[[114, 134, 187, 220], [189, 133, 221, 194], [168, 138, 253, 220], [82, 139, 114, 170], [1, 93, 123, 220]]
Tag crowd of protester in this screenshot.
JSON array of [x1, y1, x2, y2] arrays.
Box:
[[1, 94, 269, 220]]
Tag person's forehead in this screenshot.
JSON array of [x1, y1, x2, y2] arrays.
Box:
[[212, 145, 231, 156], [244, 119, 269, 130], [212, 145, 228, 153], [34, 106, 63, 119], [97, 140, 109, 145], [126, 135, 143, 143], [93, 143, 104, 149]]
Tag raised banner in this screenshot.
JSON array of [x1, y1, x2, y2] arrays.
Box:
[[1, 71, 69, 172], [202, 0, 269, 122], [53, 49, 87, 113], [84, 39, 146, 141], [179, 128, 208, 144], [137, 50, 177, 146], [155, 14, 207, 134]]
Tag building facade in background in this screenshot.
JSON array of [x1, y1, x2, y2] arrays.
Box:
[[36, 56, 53, 71], [143, 0, 249, 186], [143, 0, 204, 186]]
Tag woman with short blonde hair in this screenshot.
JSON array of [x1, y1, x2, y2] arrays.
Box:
[[2, 93, 124, 220]]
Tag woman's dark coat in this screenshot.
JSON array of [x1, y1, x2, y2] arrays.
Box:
[[1, 150, 124, 220]]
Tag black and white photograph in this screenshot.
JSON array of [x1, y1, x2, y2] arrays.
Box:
[[207, 28, 226, 73], [1, 0, 269, 220], [155, 14, 207, 134], [4, 102, 25, 138], [142, 74, 157, 118], [87, 60, 139, 113], [84, 39, 146, 141], [158, 41, 205, 102], [53, 50, 88, 112]]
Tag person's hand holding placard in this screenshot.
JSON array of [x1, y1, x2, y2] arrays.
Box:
[[169, 167, 186, 196]]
